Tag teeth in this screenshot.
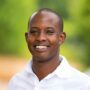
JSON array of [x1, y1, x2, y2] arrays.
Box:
[[36, 46, 47, 49]]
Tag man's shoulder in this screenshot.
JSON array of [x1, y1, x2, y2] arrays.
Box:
[[8, 70, 25, 86], [65, 65, 90, 89], [8, 61, 32, 90], [70, 66, 90, 82], [61, 56, 90, 81]]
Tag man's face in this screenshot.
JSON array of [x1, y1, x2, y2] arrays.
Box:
[[25, 11, 65, 62]]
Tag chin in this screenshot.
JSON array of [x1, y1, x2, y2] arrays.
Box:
[[33, 55, 51, 63]]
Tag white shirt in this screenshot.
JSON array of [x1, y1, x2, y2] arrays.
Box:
[[8, 56, 90, 90]]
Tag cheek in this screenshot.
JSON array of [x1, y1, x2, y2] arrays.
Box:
[[49, 37, 60, 55], [49, 36, 60, 47], [27, 37, 34, 45]]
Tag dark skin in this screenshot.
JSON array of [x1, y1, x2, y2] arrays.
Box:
[[25, 10, 66, 80]]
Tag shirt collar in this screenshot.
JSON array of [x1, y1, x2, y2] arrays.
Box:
[[25, 60, 33, 74], [54, 56, 73, 79], [25, 56, 72, 79]]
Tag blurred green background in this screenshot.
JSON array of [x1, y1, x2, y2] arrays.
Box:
[[0, 0, 90, 70]]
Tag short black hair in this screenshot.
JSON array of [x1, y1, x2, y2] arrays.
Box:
[[28, 8, 63, 32]]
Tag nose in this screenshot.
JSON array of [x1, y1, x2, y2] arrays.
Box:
[[36, 32, 47, 41]]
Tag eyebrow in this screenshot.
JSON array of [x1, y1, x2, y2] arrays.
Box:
[[30, 27, 55, 32], [29, 27, 40, 31]]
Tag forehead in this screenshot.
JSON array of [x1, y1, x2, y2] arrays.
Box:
[[29, 11, 60, 27]]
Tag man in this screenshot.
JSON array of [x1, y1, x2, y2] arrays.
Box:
[[8, 8, 90, 90]]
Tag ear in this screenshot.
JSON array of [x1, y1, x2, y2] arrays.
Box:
[[25, 32, 28, 42], [59, 32, 66, 45]]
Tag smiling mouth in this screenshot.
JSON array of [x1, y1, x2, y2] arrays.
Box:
[[36, 46, 47, 49], [34, 45, 50, 52]]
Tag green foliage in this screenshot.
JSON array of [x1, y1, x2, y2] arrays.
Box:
[[0, 0, 37, 56], [76, 0, 90, 67], [37, 0, 69, 19]]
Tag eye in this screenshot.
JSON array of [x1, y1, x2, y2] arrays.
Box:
[[30, 30, 37, 33], [46, 29, 55, 35], [29, 28, 39, 35]]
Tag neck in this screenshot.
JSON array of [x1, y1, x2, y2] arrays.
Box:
[[32, 55, 61, 80]]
